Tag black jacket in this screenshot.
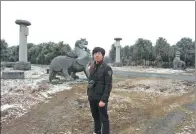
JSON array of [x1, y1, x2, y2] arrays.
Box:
[[87, 61, 113, 102]]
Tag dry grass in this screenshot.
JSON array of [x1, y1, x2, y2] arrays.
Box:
[[145, 91, 194, 117], [105, 89, 194, 134], [69, 77, 195, 134], [107, 77, 195, 133], [112, 89, 194, 116]]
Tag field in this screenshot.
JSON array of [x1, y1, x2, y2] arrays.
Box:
[[1, 65, 195, 134]]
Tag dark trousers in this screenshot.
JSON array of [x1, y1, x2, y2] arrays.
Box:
[[89, 100, 110, 134]]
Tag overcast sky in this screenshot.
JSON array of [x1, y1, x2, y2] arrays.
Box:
[[1, 1, 195, 56]]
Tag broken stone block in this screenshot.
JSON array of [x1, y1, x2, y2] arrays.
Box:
[[13, 61, 31, 70], [1, 72, 24, 79]]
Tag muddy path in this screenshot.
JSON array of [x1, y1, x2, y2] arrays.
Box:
[[1, 83, 91, 134], [1, 83, 137, 134], [144, 101, 196, 134]]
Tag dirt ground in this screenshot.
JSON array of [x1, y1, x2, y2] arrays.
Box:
[[1, 76, 195, 134]]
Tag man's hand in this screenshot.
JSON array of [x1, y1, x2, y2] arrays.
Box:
[[99, 100, 105, 107]]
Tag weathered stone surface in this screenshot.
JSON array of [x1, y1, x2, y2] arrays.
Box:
[[1, 72, 24, 79], [13, 61, 31, 70]]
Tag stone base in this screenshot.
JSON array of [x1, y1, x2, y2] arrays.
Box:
[[1, 72, 24, 79], [1, 62, 16, 68], [113, 62, 123, 67], [13, 61, 31, 70]]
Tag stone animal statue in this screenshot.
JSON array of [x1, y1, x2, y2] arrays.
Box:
[[49, 39, 91, 82], [173, 57, 186, 70], [65, 38, 88, 59], [172, 50, 186, 70]]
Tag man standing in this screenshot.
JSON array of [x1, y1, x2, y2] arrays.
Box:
[[87, 47, 113, 134]]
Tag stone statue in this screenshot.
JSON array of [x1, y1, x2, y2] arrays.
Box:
[[173, 50, 186, 70], [65, 38, 88, 59], [48, 38, 92, 82]]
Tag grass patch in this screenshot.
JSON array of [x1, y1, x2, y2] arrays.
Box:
[[112, 90, 195, 118]]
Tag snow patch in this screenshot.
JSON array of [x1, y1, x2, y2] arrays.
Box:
[[1, 104, 24, 111], [40, 84, 72, 98], [1, 64, 87, 124]]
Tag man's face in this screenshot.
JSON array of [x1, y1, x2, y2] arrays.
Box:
[[93, 52, 103, 62]]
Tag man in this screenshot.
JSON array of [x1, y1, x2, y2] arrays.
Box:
[[87, 47, 113, 134]]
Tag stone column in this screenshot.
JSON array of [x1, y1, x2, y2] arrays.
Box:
[[14, 19, 31, 70], [16, 19, 31, 62], [114, 38, 122, 63], [175, 51, 180, 60]]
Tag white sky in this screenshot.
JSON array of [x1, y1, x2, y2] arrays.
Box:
[[1, 1, 195, 56]]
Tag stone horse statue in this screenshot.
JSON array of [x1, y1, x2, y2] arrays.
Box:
[[49, 38, 92, 82]]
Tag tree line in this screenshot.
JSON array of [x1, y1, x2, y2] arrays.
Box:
[[109, 37, 195, 68], [1, 40, 72, 65], [1, 37, 195, 68]]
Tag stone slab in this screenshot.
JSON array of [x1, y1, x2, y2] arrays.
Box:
[[1, 62, 16, 68], [1, 71, 24, 79], [13, 61, 31, 70]]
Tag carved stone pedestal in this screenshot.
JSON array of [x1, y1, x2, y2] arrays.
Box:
[[13, 61, 31, 70]]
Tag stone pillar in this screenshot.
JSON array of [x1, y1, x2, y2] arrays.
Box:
[[16, 19, 31, 62], [114, 38, 122, 63], [175, 51, 180, 60], [13, 19, 31, 70]]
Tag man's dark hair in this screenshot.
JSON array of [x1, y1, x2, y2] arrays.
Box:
[[92, 47, 105, 56]]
